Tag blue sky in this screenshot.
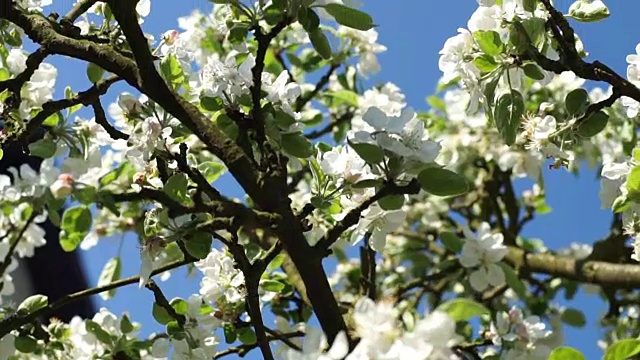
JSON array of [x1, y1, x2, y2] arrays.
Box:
[[38, 0, 640, 358]]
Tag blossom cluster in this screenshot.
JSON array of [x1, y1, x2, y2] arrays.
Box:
[[282, 297, 461, 360]]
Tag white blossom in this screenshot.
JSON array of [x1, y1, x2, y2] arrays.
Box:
[[460, 222, 508, 292]]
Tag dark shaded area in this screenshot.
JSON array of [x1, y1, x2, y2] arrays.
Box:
[[0, 135, 95, 322]]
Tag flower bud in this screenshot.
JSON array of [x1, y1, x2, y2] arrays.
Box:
[[49, 173, 74, 199], [162, 30, 179, 45]]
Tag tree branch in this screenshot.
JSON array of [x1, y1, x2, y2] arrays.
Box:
[[19, 76, 121, 145], [315, 179, 422, 253], [295, 63, 339, 112], [0, 257, 193, 338]]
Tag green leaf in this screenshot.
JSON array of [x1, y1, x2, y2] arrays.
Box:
[[224, 323, 237, 344], [497, 262, 528, 299], [120, 314, 135, 334], [494, 91, 525, 146], [170, 298, 189, 315], [427, 96, 446, 112], [200, 96, 224, 112], [473, 30, 503, 56], [97, 257, 121, 300], [378, 194, 405, 210], [17, 295, 48, 315], [267, 253, 286, 271], [561, 308, 586, 328], [308, 28, 332, 60], [568, 0, 610, 22], [353, 179, 383, 188], [511, 18, 546, 51], [85, 319, 114, 345], [159, 54, 185, 90], [612, 195, 631, 213], [164, 173, 189, 203], [435, 298, 490, 321], [261, 279, 286, 292], [565, 88, 590, 116], [184, 231, 212, 260], [86, 62, 105, 83], [549, 347, 585, 360], [522, 63, 544, 80], [626, 166, 640, 203], [228, 24, 249, 44], [0, 149, 3, 161], [166, 321, 186, 339], [214, 113, 239, 140], [522, 0, 537, 12], [440, 232, 463, 253], [298, 6, 320, 32], [348, 141, 384, 164], [417, 167, 470, 197], [14, 335, 38, 353], [328, 90, 359, 107], [321, 3, 375, 31], [28, 138, 57, 158], [197, 161, 226, 183], [237, 327, 257, 345], [281, 133, 316, 158], [74, 185, 97, 205], [473, 55, 499, 72], [60, 206, 93, 252], [577, 111, 608, 137], [43, 112, 63, 127], [152, 302, 173, 325], [603, 339, 640, 360]]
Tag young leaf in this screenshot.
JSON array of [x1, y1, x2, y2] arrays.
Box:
[[308, 28, 332, 60], [86, 62, 105, 83], [497, 262, 528, 299], [565, 88, 589, 116], [436, 298, 490, 321], [321, 4, 375, 31], [97, 257, 122, 300], [473, 30, 503, 56], [17, 295, 48, 314], [159, 54, 185, 90], [14, 336, 38, 353], [281, 133, 316, 158], [522, 63, 545, 80], [626, 166, 640, 202], [603, 339, 640, 360], [417, 167, 470, 197], [60, 206, 93, 252], [197, 162, 226, 183], [184, 232, 213, 259], [28, 138, 57, 159], [238, 327, 258, 345], [378, 194, 405, 210], [328, 90, 359, 107], [261, 279, 286, 292], [348, 141, 385, 164], [164, 173, 189, 203], [561, 308, 586, 327], [494, 91, 525, 146], [152, 302, 173, 325], [440, 232, 464, 253], [549, 347, 585, 360], [577, 110, 608, 137]]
